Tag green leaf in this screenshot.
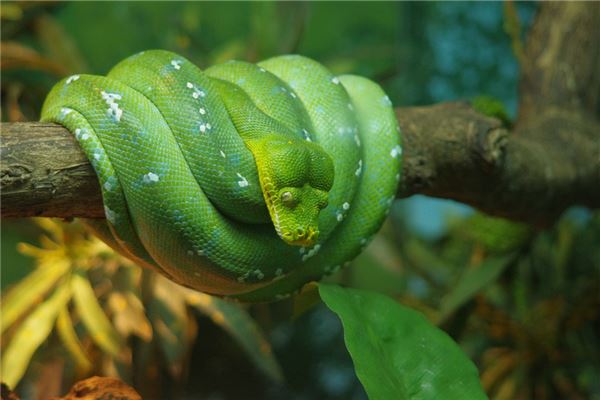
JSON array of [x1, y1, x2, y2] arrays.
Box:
[[1, 259, 70, 333], [319, 283, 487, 400], [1, 282, 72, 387], [71, 269, 122, 358], [438, 255, 515, 324], [185, 289, 283, 383]]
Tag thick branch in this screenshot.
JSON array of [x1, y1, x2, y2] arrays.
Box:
[[1, 3, 599, 226], [396, 104, 600, 226], [2, 102, 598, 225], [1, 122, 103, 218]]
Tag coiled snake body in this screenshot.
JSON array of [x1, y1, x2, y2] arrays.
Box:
[[41, 50, 401, 302]]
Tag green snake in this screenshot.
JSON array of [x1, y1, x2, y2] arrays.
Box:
[[41, 50, 401, 302]]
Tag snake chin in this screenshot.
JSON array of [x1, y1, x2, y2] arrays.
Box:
[[281, 226, 318, 247]]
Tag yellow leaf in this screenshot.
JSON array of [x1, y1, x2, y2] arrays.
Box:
[[1, 282, 71, 387], [56, 307, 93, 373], [71, 269, 123, 359], [1, 259, 70, 333]]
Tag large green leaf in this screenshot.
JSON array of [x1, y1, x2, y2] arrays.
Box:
[[1, 282, 71, 387], [319, 283, 487, 400]]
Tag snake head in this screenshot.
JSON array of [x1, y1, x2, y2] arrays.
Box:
[[251, 137, 334, 247]]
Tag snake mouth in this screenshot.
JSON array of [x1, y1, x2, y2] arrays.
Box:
[[281, 226, 318, 247]]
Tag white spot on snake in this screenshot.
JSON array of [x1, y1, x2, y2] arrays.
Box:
[[290, 92, 297, 98], [259, 67, 266, 72], [301, 244, 321, 262], [220, 150, 226, 158], [390, 145, 402, 158], [170, 59, 182, 70], [101, 91, 122, 101], [382, 95, 392, 107], [103, 181, 113, 191], [360, 238, 368, 245], [299, 247, 306, 255], [143, 172, 160, 183], [236, 173, 249, 187], [336, 212, 344, 222], [355, 159, 363, 176], [254, 269, 264, 280], [354, 134, 361, 147], [93, 152, 101, 161], [66, 75, 80, 84], [187, 83, 206, 99], [331, 77, 340, 84], [347, 103, 354, 111], [315, 105, 324, 114], [395, 173, 400, 181], [197, 249, 204, 256], [275, 268, 283, 277], [104, 206, 117, 224], [76, 128, 90, 141], [199, 107, 206, 115], [199, 124, 207, 133], [302, 129, 312, 142], [206, 123, 211, 130], [60, 107, 73, 118], [342, 202, 350, 210], [101, 91, 123, 122]]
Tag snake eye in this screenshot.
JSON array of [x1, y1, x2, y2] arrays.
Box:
[[281, 191, 297, 208]]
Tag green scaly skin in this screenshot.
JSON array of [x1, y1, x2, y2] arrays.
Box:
[[41, 50, 402, 302]]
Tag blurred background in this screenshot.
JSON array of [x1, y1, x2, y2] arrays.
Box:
[[1, 2, 599, 400]]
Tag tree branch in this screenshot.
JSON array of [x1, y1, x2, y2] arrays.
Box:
[[1, 3, 599, 226]]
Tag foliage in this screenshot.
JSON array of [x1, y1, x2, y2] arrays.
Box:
[[372, 211, 600, 400], [319, 283, 487, 400], [0, 220, 281, 389]]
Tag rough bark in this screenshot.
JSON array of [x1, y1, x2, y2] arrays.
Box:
[[1, 3, 599, 226], [48, 376, 142, 400]]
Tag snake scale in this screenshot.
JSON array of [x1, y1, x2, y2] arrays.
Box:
[[41, 50, 401, 302]]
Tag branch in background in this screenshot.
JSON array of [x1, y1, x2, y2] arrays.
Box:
[[1, 3, 599, 226]]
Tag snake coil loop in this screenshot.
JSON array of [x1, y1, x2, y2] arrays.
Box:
[[41, 50, 401, 302]]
